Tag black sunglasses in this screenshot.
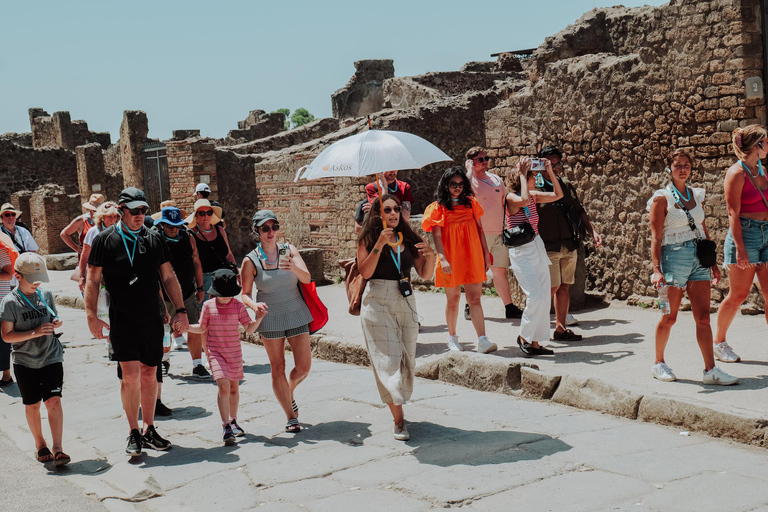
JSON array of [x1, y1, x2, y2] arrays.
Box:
[[259, 223, 280, 233], [124, 206, 148, 216], [196, 210, 214, 217], [448, 181, 465, 189], [383, 206, 402, 214], [474, 156, 490, 163], [2, 212, 16, 218]]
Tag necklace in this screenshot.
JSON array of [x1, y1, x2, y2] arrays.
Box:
[[670, 182, 691, 201], [198, 225, 215, 233], [257, 243, 278, 265], [387, 179, 398, 194]]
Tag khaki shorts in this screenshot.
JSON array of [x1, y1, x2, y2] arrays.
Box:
[[547, 246, 577, 288], [485, 233, 510, 269], [165, 293, 201, 324]]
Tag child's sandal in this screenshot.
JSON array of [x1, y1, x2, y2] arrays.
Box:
[[36, 447, 53, 463], [285, 418, 301, 433], [54, 451, 71, 467]]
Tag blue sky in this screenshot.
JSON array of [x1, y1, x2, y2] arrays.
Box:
[[1, 0, 667, 141]]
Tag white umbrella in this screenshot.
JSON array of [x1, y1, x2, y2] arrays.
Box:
[[294, 129, 452, 247]]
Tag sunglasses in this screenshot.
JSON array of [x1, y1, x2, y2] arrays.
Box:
[[474, 156, 490, 163], [196, 210, 214, 217], [2, 212, 16, 218], [124, 206, 148, 216], [259, 223, 280, 233], [448, 181, 465, 189], [383, 206, 402, 214]]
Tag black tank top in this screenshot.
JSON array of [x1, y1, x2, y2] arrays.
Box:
[[371, 243, 416, 280], [192, 225, 229, 273], [165, 230, 197, 298]]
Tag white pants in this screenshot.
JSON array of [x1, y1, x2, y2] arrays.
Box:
[[508, 236, 552, 343]]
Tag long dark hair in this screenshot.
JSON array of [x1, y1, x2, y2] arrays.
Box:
[[358, 194, 422, 252], [435, 166, 473, 210]]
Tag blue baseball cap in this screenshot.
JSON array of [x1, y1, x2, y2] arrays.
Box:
[[154, 207, 187, 227]]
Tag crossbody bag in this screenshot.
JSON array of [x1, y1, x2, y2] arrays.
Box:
[[666, 184, 717, 268], [502, 205, 535, 247]]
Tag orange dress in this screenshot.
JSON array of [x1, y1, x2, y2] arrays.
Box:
[[422, 197, 486, 288]]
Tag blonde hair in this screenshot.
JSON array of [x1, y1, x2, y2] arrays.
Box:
[[732, 125, 767, 161], [94, 202, 120, 229]]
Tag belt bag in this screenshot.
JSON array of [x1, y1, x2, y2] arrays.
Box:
[[502, 205, 536, 247], [666, 184, 717, 268]]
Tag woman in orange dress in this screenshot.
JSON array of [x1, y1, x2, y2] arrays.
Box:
[[423, 166, 495, 354]]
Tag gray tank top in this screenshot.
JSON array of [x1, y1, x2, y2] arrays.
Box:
[[246, 249, 312, 332]]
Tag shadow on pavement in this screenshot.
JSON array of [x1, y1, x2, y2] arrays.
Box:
[[243, 363, 271, 375], [404, 422, 570, 466], [697, 374, 768, 393], [47, 457, 112, 476], [569, 318, 631, 331], [255, 420, 373, 449], [138, 443, 241, 468], [418, 324, 449, 334], [555, 332, 644, 348], [1, 384, 21, 399], [163, 405, 212, 420]]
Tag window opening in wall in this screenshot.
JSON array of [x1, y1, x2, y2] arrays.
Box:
[[141, 142, 169, 211]]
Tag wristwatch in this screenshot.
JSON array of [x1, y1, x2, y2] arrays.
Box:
[[196, 286, 204, 292], [176, 308, 187, 314]]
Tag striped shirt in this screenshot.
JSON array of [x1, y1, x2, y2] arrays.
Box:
[[0, 248, 11, 300], [199, 298, 252, 380], [507, 197, 540, 234]]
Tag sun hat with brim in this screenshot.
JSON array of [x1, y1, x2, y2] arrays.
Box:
[[185, 199, 222, 229], [252, 209, 278, 229], [14, 252, 49, 284], [208, 268, 241, 298], [82, 193, 106, 211], [118, 187, 149, 210], [154, 207, 187, 227], [0, 203, 22, 219]]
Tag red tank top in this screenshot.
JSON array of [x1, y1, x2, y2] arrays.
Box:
[[741, 171, 768, 213]]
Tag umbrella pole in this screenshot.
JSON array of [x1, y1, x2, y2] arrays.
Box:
[[377, 172, 403, 248]]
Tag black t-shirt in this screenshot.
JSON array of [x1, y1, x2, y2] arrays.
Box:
[[158, 228, 196, 299], [88, 224, 170, 338], [371, 243, 416, 280]]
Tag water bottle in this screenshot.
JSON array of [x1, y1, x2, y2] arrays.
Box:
[[173, 332, 187, 351], [658, 285, 671, 315], [163, 324, 172, 353], [97, 286, 110, 337]]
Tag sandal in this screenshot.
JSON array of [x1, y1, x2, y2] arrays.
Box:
[[36, 447, 53, 463], [291, 400, 298, 416], [54, 451, 71, 467], [285, 418, 301, 433]]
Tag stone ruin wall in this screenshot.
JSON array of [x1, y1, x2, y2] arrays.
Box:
[[485, 0, 766, 301]]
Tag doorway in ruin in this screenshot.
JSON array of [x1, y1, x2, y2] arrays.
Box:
[[141, 142, 170, 211]]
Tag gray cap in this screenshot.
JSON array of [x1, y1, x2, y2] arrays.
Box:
[[252, 209, 278, 228]]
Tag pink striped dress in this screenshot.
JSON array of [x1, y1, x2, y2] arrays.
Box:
[[199, 298, 252, 380]]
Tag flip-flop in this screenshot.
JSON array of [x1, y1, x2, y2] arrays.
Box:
[[36, 447, 53, 463], [54, 451, 71, 467], [285, 418, 301, 433]]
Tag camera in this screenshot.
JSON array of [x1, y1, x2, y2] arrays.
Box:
[[398, 277, 412, 297], [530, 158, 546, 171]]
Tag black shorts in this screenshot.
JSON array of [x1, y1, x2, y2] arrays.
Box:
[[110, 316, 164, 367], [116, 362, 162, 383], [14, 363, 63, 405]]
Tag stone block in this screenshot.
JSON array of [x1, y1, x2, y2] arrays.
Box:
[[75, 143, 105, 200], [299, 248, 326, 284], [332, 59, 395, 119], [552, 375, 643, 419], [119, 110, 149, 189], [45, 252, 78, 270], [436, 352, 531, 394], [521, 367, 562, 399]]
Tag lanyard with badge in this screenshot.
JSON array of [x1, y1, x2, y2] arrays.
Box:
[[118, 222, 143, 285], [389, 245, 412, 297], [15, 289, 58, 320]]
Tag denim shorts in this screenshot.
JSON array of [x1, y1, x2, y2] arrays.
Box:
[[661, 240, 710, 287], [724, 217, 768, 265]]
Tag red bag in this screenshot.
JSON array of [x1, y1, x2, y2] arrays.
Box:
[[298, 280, 328, 334]]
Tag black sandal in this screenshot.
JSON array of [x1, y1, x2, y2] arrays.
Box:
[[36, 447, 53, 463], [285, 418, 301, 433], [54, 451, 71, 467]]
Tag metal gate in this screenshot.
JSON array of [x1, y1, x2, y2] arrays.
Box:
[[141, 142, 169, 212]]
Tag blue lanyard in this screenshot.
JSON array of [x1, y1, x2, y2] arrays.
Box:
[[15, 289, 58, 320], [389, 245, 402, 276], [739, 159, 764, 178], [668, 182, 691, 201], [535, 173, 552, 188], [117, 222, 140, 266], [257, 243, 278, 264]]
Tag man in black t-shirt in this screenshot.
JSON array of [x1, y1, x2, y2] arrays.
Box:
[[85, 187, 190, 457]]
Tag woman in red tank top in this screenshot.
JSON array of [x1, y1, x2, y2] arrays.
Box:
[[715, 125, 768, 363]]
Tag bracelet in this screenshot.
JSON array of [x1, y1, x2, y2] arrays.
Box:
[[196, 287, 204, 292], [176, 308, 187, 314]]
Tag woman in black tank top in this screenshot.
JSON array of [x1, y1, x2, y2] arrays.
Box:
[[186, 199, 236, 304]]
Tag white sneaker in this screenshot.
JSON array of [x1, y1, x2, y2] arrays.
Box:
[[713, 341, 740, 363], [652, 362, 677, 382], [703, 366, 739, 386], [447, 335, 462, 352], [172, 334, 186, 351], [393, 421, 410, 441], [477, 335, 497, 354], [566, 314, 579, 326]]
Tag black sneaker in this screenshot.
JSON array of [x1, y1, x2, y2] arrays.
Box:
[[192, 364, 212, 380], [223, 424, 236, 446], [230, 419, 245, 437], [464, 304, 471, 320], [161, 360, 170, 376], [125, 429, 142, 456], [142, 425, 171, 451], [505, 303, 524, 319], [0, 377, 13, 388], [155, 400, 173, 417]]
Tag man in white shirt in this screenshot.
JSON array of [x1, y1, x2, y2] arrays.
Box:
[[0, 203, 38, 255]]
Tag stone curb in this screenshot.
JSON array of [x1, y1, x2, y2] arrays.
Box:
[[53, 292, 768, 448]]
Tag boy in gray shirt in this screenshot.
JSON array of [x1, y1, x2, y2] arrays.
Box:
[[0, 253, 69, 466]]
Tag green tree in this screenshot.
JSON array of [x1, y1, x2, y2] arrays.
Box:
[[290, 108, 316, 128], [271, 108, 291, 130]]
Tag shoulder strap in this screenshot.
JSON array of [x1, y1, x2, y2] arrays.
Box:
[[743, 169, 768, 210], [2, 226, 25, 253], [666, 184, 700, 238]]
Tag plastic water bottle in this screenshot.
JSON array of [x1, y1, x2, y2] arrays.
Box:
[[163, 324, 172, 353], [97, 287, 110, 337], [658, 285, 671, 315], [173, 332, 187, 351]]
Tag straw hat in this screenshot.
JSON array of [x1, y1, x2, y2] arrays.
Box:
[[151, 200, 187, 220], [185, 199, 222, 229], [0, 203, 22, 219], [82, 193, 106, 211]]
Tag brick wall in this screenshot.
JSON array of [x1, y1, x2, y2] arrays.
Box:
[[0, 139, 78, 205]]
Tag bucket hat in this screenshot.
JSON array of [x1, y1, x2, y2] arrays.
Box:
[[154, 207, 187, 227], [208, 268, 241, 298]]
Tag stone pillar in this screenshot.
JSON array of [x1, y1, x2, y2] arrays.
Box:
[[52, 112, 74, 151], [10, 191, 32, 225], [166, 138, 217, 212], [120, 110, 149, 189], [76, 143, 106, 200], [30, 186, 71, 255]]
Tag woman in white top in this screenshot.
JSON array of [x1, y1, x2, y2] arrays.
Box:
[[648, 149, 737, 385], [77, 202, 120, 293]]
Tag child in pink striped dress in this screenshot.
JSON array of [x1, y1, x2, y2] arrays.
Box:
[[188, 269, 263, 445]]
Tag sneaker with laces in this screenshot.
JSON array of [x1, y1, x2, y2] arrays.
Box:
[[223, 424, 236, 445], [125, 429, 142, 456], [447, 335, 462, 352], [142, 425, 171, 450], [393, 421, 410, 441], [161, 360, 170, 376], [703, 366, 739, 386], [477, 335, 497, 354], [464, 304, 471, 320], [173, 334, 186, 351], [713, 341, 740, 363], [230, 419, 245, 437], [652, 362, 677, 382], [566, 314, 579, 326], [192, 364, 212, 380]]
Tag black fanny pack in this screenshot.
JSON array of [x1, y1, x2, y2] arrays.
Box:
[[503, 205, 536, 247]]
